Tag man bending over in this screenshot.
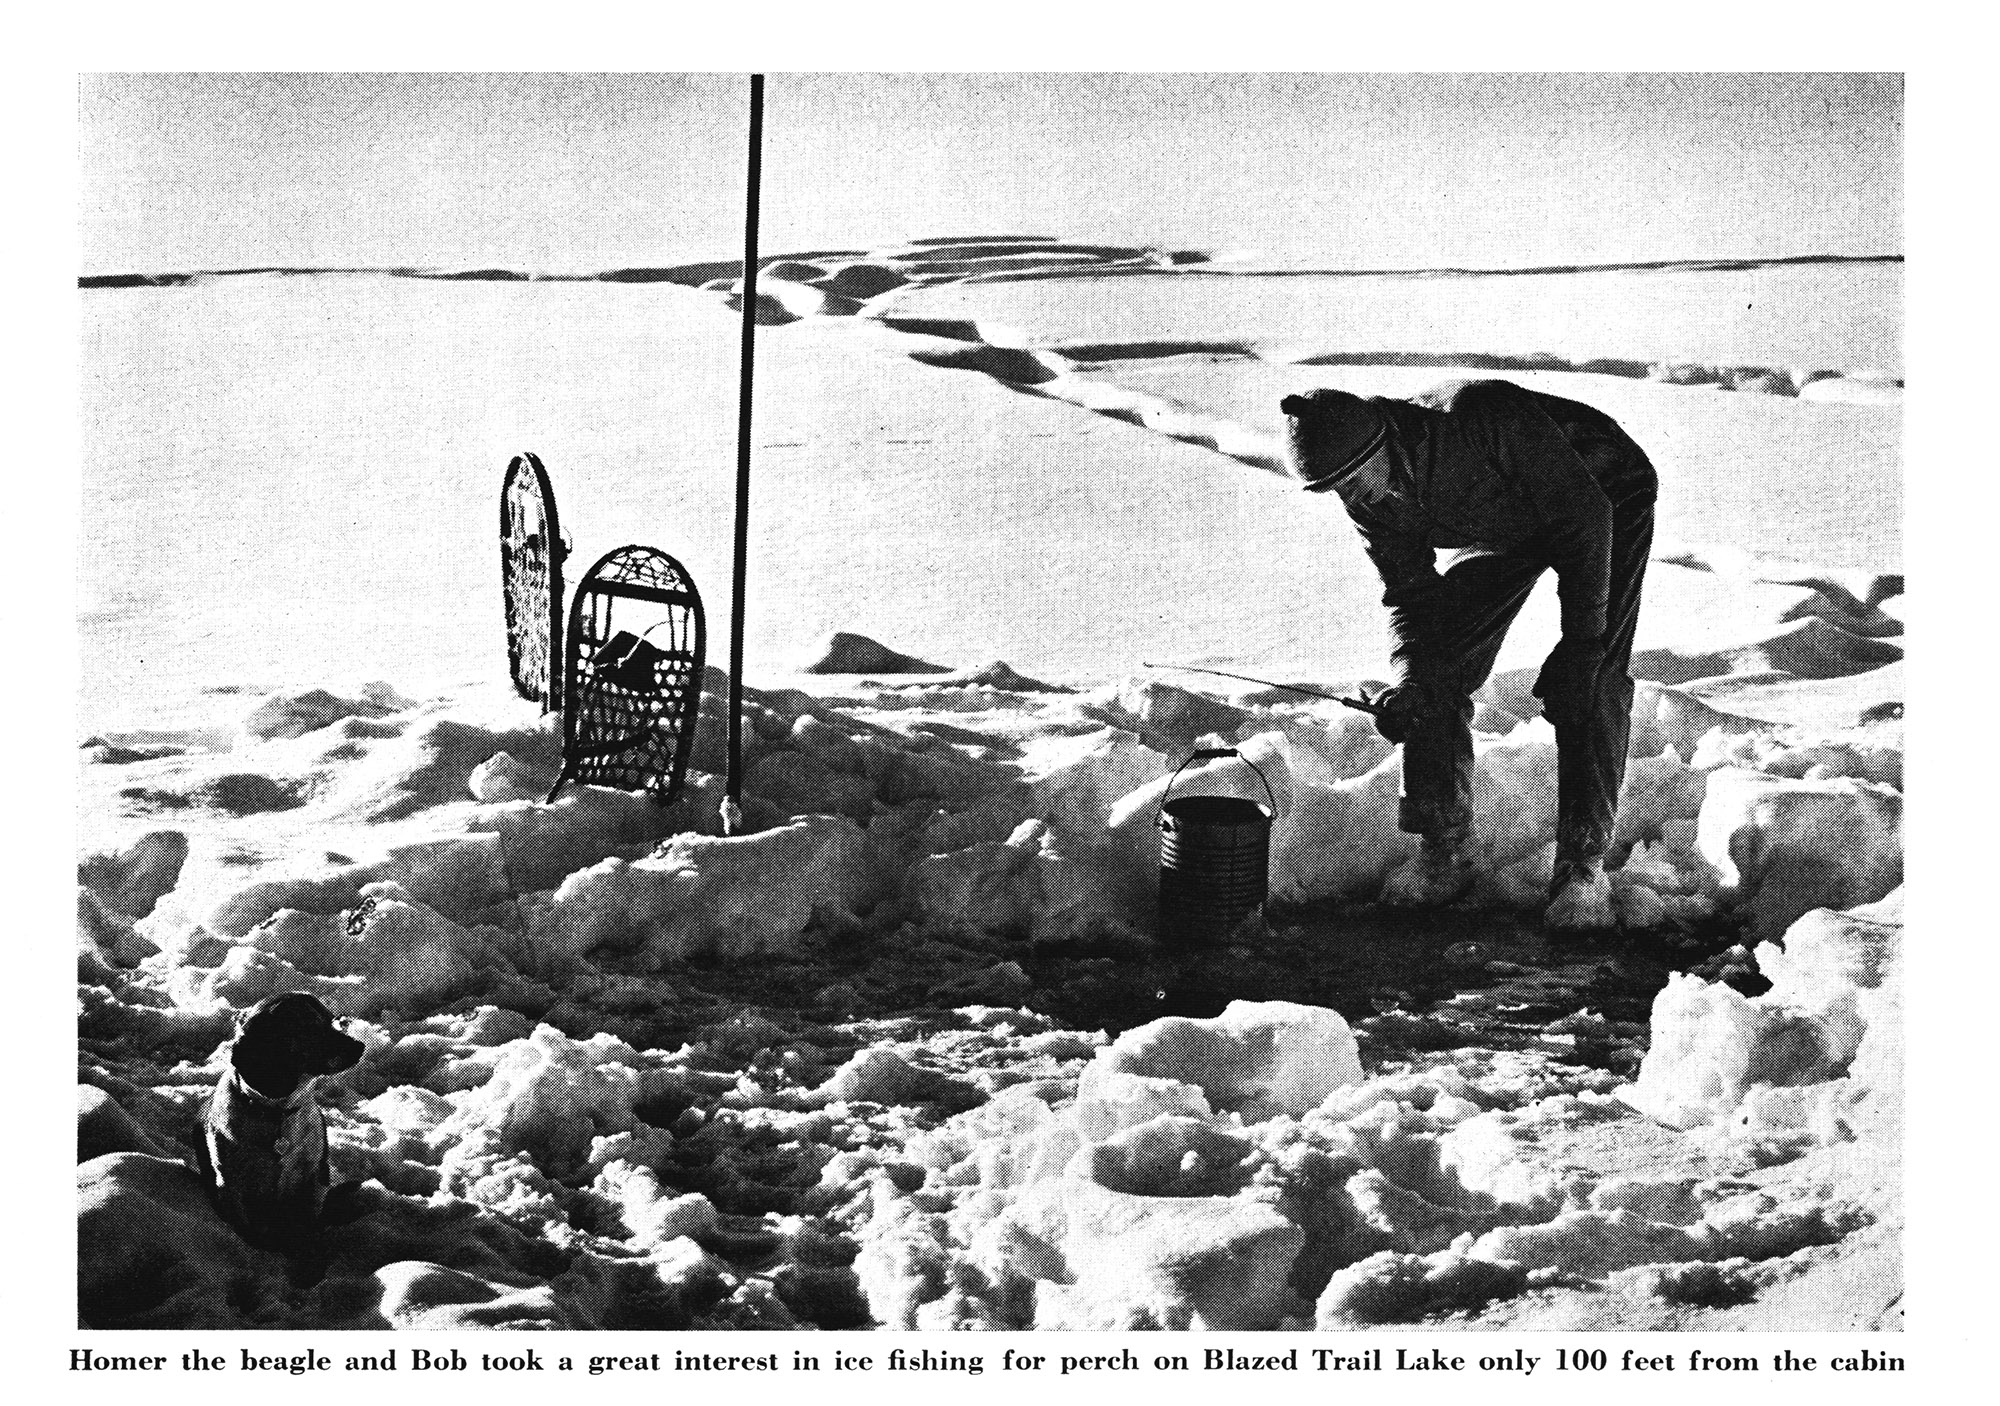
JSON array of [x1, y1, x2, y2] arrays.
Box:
[[1280, 379, 1657, 930]]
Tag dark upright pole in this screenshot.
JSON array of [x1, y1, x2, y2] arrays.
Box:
[[725, 73, 764, 831]]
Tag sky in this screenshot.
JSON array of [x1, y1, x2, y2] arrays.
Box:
[[79, 71, 1902, 277]]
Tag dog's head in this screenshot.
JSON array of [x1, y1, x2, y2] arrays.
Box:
[[230, 992, 365, 1101]]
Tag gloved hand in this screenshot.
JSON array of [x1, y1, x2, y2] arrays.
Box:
[[1533, 637, 1607, 729], [1365, 681, 1438, 745]]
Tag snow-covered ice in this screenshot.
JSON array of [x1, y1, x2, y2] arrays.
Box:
[[76, 238, 1902, 1331]]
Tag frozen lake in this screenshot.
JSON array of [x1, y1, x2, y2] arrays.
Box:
[[77, 263, 1901, 734]]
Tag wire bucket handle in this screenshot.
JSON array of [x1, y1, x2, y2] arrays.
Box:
[[1156, 747, 1278, 828]]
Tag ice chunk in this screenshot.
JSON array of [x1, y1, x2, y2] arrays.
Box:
[[905, 820, 1144, 943], [1267, 761, 1410, 903], [1030, 727, 1171, 846], [788, 715, 866, 773], [534, 816, 878, 963], [77, 830, 188, 919], [859, 736, 1010, 805], [1084, 1000, 1363, 1122], [370, 1260, 573, 1330], [1469, 721, 1559, 868], [464, 1006, 535, 1046], [434, 1024, 648, 1175], [1588, 1176, 1706, 1225], [994, 1178, 1304, 1329], [340, 885, 489, 1015], [1691, 730, 1902, 789], [77, 887, 160, 968], [1434, 1103, 1603, 1215], [468, 750, 547, 802], [593, 1161, 718, 1248], [1027, 837, 1150, 945], [1755, 899, 1901, 1067], [1073, 1115, 1253, 1197], [1621, 972, 1837, 1130], [1249, 711, 1393, 784], [360, 1084, 457, 1136], [1613, 747, 1710, 851], [466, 784, 676, 893], [1628, 681, 1774, 761], [1696, 767, 1901, 933], [903, 1086, 1079, 1192], [201, 871, 367, 938], [223, 884, 490, 1018], [1798, 375, 1901, 405], [174, 880, 527, 1020], [165, 942, 356, 1014], [1119, 680, 1252, 744], [1343, 1167, 1474, 1254], [1073, 1069, 1216, 1141], [747, 749, 875, 820]]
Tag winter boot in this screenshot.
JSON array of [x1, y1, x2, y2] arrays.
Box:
[[1382, 834, 1477, 907], [1545, 854, 1615, 931]]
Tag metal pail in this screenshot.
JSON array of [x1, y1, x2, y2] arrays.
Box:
[[1156, 747, 1277, 949]]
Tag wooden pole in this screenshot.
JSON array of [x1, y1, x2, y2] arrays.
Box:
[[724, 73, 764, 833]]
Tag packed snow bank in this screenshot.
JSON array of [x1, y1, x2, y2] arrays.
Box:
[[531, 816, 881, 965], [1624, 891, 1903, 1151], [78, 658, 1902, 1330], [1695, 768, 1902, 934], [86, 650, 1903, 1040]]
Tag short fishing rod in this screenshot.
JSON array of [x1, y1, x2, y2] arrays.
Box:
[[1142, 661, 1385, 716]]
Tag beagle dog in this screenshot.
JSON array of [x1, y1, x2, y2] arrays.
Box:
[[193, 992, 364, 1247]]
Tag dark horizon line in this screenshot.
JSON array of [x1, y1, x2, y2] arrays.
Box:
[[79, 250, 1905, 291]]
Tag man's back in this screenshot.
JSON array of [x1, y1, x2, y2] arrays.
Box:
[[1408, 378, 1651, 482]]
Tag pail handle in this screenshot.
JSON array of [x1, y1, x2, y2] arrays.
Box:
[[1156, 747, 1278, 829]]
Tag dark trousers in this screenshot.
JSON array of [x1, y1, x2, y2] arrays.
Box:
[[1397, 456, 1657, 864]]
